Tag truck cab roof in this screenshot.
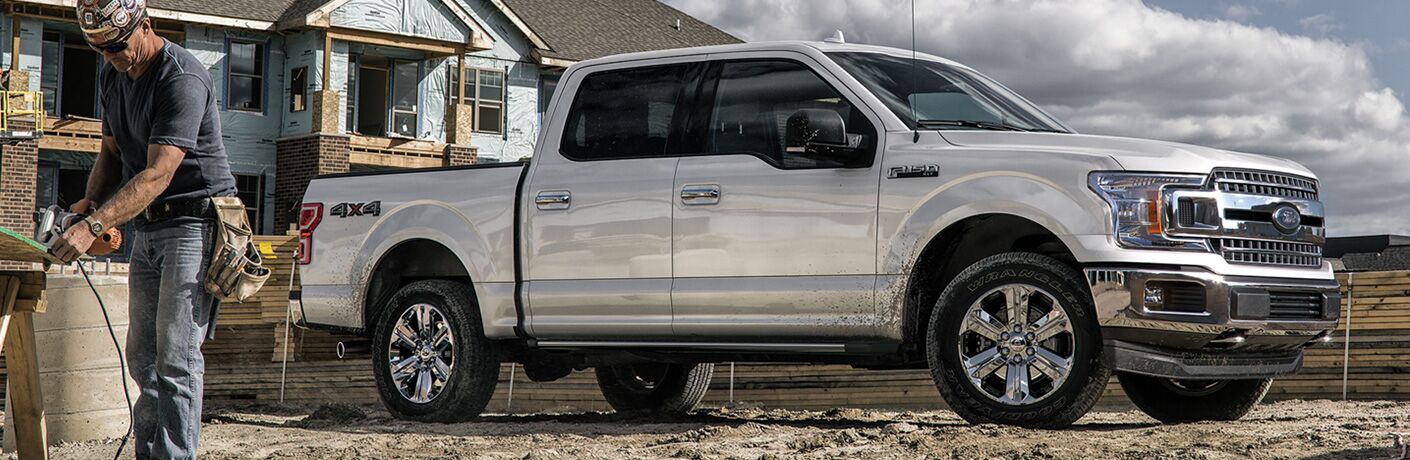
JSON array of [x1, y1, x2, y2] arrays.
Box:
[[571, 40, 972, 71]]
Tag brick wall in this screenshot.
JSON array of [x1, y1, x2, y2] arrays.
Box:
[[274, 134, 349, 232], [444, 144, 477, 167], [0, 120, 39, 270]]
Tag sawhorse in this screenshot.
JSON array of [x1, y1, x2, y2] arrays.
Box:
[[0, 270, 48, 459]]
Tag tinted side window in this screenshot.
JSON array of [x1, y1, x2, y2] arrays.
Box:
[[561, 65, 688, 160], [707, 60, 871, 168]]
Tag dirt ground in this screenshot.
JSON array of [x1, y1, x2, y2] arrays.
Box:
[[28, 399, 1410, 459]]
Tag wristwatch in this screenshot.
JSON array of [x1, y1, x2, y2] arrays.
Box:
[[82, 216, 105, 237]]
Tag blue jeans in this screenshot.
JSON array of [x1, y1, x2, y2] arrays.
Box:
[[127, 217, 218, 459]]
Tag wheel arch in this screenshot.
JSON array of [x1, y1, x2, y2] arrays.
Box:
[[900, 213, 1082, 353]]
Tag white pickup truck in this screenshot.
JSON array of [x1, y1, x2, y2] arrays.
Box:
[[295, 41, 1339, 427]]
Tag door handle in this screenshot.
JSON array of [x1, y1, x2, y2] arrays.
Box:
[[681, 185, 721, 205], [535, 190, 571, 210]]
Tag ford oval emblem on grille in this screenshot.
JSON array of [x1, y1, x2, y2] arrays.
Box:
[[1272, 204, 1301, 233]]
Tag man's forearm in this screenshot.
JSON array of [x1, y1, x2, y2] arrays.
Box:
[[84, 149, 123, 205], [90, 168, 171, 228]]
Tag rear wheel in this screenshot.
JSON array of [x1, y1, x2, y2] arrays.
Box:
[[927, 252, 1109, 428], [372, 280, 500, 422], [595, 363, 714, 416], [1118, 373, 1272, 423]]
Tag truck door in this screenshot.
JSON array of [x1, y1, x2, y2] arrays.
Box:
[[521, 61, 699, 339], [671, 55, 885, 339]]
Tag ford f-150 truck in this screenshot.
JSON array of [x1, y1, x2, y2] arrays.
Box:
[[295, 41, 1339, 427]]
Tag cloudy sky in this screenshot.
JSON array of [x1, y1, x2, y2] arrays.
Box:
[[663, 0, 1410, 236]]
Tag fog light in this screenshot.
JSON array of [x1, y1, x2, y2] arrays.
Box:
[[1144, 286, 1165, 308]]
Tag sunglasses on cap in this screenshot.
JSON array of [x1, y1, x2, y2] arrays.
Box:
[[87, 29, 134, 53]]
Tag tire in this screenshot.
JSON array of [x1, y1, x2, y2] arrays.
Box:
[[926, 252, 1109, 428], [595, 363, 714, 416], [1118, 373, 1272, 423], [372, 280, 500, 422]]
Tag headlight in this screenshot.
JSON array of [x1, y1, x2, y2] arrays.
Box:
[[1088, 172, 1209, 250]]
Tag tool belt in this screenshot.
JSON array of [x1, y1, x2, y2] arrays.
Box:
[[143, 197, 216, 222], [202, 197, 270, 302]]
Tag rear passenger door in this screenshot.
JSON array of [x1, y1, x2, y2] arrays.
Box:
[[522, 62, 700, 339], [671, 55, 885, 339]]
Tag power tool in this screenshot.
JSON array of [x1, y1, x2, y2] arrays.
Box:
[[34, 205, 123, 256]]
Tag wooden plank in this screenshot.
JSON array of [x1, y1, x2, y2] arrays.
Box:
[[0, 227, 58, 265], [349, 152, 440, 169], [5, 312, 47, 459], [327, 28, 460, 56]]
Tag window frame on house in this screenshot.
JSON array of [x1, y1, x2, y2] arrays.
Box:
[[40, 29, 103, 119], [225, 38, 268, 114], [289, 66, 309, 113], [451, 66, 507, 135], [234, 173, 266, 235], [388, 58, 423, 138]]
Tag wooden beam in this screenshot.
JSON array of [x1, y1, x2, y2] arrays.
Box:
[[327, 28, 461, 56], [349, 152, 440, 169], [348, 135, 445, 155], [6, 312, 47, 459], [322, 33, 333, 92], [0, 272, 46, 459], [11, 16, 21, 72], [39, 136, 101, 152]]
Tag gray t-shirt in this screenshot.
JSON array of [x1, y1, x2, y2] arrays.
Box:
[[99, 39, 236, 212]]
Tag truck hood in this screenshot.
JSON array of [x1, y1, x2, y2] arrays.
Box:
[[939, 131, 1315, 178]]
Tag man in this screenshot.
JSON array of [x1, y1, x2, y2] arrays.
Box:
[[52, 0, 237, 457]]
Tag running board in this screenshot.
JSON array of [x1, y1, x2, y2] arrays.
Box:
[[531, 341, 847, 354]]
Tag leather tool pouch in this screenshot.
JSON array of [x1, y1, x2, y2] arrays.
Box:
[[203, 197, 271, 302]]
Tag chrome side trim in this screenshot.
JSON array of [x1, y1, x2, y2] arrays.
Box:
[[532, 341, 847, 353]]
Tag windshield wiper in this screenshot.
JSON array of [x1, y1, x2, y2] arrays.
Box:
[[917, 119, 1030, 132]]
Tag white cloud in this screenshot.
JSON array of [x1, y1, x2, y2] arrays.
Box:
[[1223, 4, 1261, 21], [665, 0, 1410, 235], [1298, 14, 1343, 37]]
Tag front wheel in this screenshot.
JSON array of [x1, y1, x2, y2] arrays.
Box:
[[371, 280, 500, 422], [1118, 373, 1272, 423], [927, 252, 1109, 428], [596, 363, 714, 416]]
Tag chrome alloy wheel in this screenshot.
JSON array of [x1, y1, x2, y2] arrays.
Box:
[[958, 284, 1076, 406], [388, 303, 456, 404]]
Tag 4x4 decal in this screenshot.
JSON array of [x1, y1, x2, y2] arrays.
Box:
[[330, 201, 382, 218]]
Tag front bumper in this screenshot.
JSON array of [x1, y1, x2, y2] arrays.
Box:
[[1085, 266, 1339, 378], [1106, 340, 1304, 380]]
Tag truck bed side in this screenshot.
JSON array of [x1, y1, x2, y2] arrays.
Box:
[[299, 162, 527, 336]]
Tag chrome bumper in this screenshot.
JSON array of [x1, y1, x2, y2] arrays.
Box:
[[1084, 266, 1339, 337]]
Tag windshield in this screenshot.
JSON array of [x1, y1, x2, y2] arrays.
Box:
[[827, 52, 1072, 133]]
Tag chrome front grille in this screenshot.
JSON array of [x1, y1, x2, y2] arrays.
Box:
[[1220, 238, 1323, 268], [1200, 169, 1325, 268], [1212, 170, 1318, 200]]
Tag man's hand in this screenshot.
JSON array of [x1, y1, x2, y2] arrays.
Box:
[[51, 223, 97, 264], [71, 198, 94, 215]]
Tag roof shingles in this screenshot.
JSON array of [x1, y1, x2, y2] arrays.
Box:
[[87, 0, 741, 61], [147, 0, 305, 23], [501, 0, 741, 62]]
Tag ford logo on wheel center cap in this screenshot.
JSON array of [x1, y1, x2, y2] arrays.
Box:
[[1272, 204, 1302, 233]]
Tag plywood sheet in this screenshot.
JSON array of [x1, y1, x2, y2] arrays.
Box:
[[0, 226, 57, 264]]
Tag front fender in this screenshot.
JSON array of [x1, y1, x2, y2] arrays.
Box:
[[881, 171, 1110, 275]]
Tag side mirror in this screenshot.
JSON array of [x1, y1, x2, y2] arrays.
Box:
[[785, 109, 847, 154]]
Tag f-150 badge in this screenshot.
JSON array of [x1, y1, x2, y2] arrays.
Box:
[[888, 164, 940, 179], [331, 201, 382, 218]]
